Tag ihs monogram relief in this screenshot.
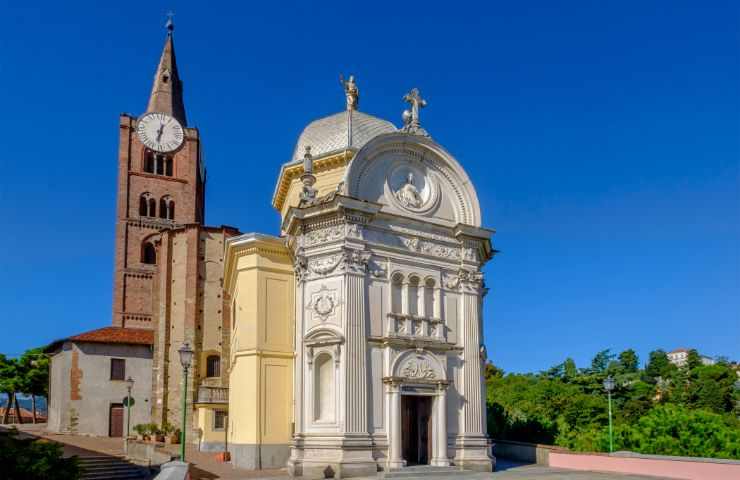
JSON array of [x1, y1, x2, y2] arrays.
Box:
[[401, 358, 436, 380]]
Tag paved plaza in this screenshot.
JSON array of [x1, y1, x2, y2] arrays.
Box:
[[10, 424, 668, 480]]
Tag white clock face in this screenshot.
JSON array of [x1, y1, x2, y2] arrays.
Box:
[[137, 112, 184, 153]]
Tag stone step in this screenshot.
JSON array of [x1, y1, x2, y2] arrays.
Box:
[[82, 473, 145, 480], [78, 455, 148, 480], [82, 463, 140, 472], [78, 456, 127, 464], [380, 466, 470, 479]]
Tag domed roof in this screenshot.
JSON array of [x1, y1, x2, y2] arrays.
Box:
[[291, 110, 396, 163]]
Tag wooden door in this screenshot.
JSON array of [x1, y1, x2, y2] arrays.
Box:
[[401, 396, 432, 465], [109, 404, 124, 437]]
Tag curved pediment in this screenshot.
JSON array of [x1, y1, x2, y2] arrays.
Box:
[[304, 325, 344, 346], [344, 133, 482, 227], [391, 349, 447, 381]]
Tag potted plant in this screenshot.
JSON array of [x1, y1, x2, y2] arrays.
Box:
[[168, 427, 181, 444], [154, 424, 166, 443], [145, 423, 160, 443], [133, 424, 150, 441]]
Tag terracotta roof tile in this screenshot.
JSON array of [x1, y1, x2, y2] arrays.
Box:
[[68, 326, 153, 346]]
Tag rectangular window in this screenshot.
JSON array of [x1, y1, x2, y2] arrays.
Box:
[[213, 410, 226, 431], [110, 358, 125, 381]]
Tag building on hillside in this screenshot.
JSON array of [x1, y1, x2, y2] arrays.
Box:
[[667, 348, 716, 367], [223, 80, 496, 474], [667, 348, 689, 367], [45, 327, 153, 436]]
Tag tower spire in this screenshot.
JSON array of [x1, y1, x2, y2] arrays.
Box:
[[146, 14, 187, 126]]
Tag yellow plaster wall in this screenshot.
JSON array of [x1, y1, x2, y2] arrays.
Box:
[[196, 405, 227, 444], [225, 238, 294, 446]]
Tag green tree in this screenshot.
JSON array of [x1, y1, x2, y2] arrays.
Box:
[[686, 364, 737, 414], [590, 349, 615, 374], [618, 349, 639, 373], [0, 355, 23, 425], [484, 362, 504, 384], [686, 349, 702, 370], [644, 349, 676, 383], [563, 358, 578, 380], [19, 348, 49, 423], [614, 404, 740, 459]]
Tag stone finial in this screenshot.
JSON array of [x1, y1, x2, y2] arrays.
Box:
[[303, 146, 313, 175], [300, 145, 318, 205]]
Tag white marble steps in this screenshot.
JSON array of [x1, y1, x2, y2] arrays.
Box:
[[380, 466, 473, 479], [77, 455, 149, 480]]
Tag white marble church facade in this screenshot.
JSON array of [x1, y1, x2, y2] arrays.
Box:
[[284, 89, 495, 477]]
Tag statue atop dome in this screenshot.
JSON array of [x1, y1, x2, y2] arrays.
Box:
[[340, 74, 359, 111]]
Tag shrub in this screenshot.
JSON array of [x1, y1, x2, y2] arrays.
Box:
[[0, 428, 81, 479]]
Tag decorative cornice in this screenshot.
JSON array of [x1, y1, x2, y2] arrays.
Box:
[[130, 171, 188, 184], [223, 233, 291, 292], [272, 150, 353, 213]]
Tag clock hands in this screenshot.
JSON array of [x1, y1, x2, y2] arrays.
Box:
[[156, 123, 165, 143]]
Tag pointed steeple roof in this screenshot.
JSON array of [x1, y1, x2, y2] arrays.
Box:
[[146, 18, 187, 126]]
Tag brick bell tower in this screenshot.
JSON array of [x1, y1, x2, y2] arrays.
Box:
[[113, 20, 205, 329]]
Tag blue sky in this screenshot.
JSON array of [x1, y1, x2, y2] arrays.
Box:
[[0, 1, 738, 373]]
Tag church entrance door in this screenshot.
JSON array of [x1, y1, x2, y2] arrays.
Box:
[[401, 395, 432, 465]]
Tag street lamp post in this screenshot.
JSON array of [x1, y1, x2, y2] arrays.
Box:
[[178, 342, 194, 461], [603, 375, 615, 453], [125, 376, 135, 438]]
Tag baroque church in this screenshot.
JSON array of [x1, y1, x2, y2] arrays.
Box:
[[45, 22, 496, 477]]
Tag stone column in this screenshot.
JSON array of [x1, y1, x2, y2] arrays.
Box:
[[454, 269, 493, 471], [432, 384, 450, 466], [387, 381, 403, 469], [344, 272, 368, 433]]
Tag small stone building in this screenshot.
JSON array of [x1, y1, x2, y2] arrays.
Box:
[[45, 327, 153, 437]]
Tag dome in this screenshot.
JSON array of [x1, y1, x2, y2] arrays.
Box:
[[291, 110, 396, 163]]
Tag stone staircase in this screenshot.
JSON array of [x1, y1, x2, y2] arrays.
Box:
[[380, 466, 476, 479], [78, 455, 151, 480]]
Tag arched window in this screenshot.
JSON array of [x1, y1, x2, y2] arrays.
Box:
[[165, 157, 173, 177], [148, 198, 156, 217], [159, 198, 168, 219], [155, 154, 164, 175], [158, 196, 174, 220], [391, 273, 403, 314], [142, 242, 156, 265], [140, 193, 156, 217], [206, 355, 220, 378], [314, 353, 335, 422], [424, 279, 436, 318], [143, 151, 155, 173], [408, 276, 420, 315]]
